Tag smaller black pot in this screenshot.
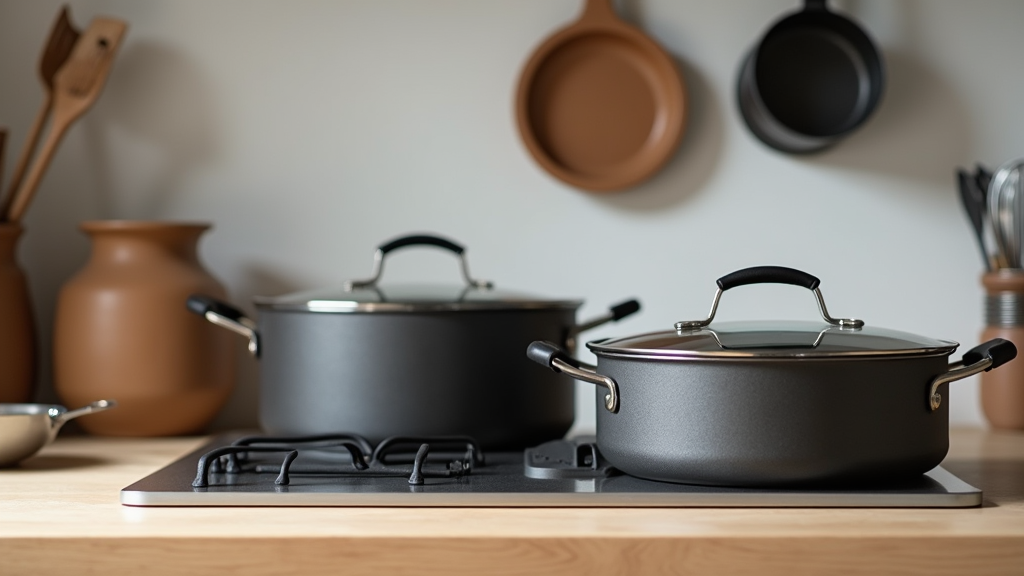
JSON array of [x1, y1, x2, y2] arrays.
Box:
[[529, 266, 1017, 487], [738, 0, 884, 153]]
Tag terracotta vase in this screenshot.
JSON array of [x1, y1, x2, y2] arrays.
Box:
[[0, 224, 36, 403], [980, 270, 1024, 430], [54, 221, 235, 436]]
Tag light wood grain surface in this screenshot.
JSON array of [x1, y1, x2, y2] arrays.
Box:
[[1, 428, 1022, 575]]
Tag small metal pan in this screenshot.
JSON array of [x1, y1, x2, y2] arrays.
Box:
[[737, 0, 884, 154], [515, 0, 687, 192], [0, 400, 115, 466]]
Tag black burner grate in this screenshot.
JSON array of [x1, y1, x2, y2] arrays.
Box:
[[192, 433, 484, 487]]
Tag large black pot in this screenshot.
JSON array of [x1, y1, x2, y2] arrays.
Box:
[[528, 266, 1016, 487], [188, 234, 639, 449], [737, 0, 884, 153]]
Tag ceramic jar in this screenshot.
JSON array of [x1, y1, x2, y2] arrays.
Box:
[[54, 221, 235, 435], [980, 270, 1024, 430], [0, 224, 36, 403]]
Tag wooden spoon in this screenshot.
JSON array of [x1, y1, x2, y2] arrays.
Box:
[[4, 17, 127, 223], [0, 6, 80, 220]]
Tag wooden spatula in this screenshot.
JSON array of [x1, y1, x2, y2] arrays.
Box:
[[3, 17, 127, 223], [0, 6, 80, 220]]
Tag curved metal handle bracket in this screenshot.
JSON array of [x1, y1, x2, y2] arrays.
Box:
[[929, 338, 1017, 410], [206, 311, 259, 356], [811, 288, 865, 328], [551, 357, 620, 413], [676, 287, 725, 330], [929, 358, 991, 411]]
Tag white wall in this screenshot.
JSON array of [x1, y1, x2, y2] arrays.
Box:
[[1, 0, 1021, 432]]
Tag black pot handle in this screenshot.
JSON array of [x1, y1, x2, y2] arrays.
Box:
[[187, 294, 260, 357], [677, 266, 863, 330], [717, 266, 819, 291], [379, 234, 464, 256], [346, 233, 493, 291], [527, 341, 619, 413], [929, 338, 1017, 411]]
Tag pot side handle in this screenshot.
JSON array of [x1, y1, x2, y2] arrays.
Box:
[[186, 294, 260, 357], [929, 338, 1017, 411], [527, 341, 620, 413], [572, 299, 641, 337]]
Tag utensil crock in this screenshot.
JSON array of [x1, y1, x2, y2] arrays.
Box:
[[0, 224, 36, 403], [54, 221, 234, 436], [981, 270, 1024, 429]]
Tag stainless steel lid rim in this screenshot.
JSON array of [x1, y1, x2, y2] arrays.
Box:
[[590, 347, 958, 361], [587, 320, 960, 360], [254, 299, 584, 314]]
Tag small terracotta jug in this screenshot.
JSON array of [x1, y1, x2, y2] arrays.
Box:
[[0, 224, 36, 403], [54, 221, 235, 436], [980, 270, 1024, 430]]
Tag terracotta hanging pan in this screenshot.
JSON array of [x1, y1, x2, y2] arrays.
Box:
[[515, 0, 687, 192]]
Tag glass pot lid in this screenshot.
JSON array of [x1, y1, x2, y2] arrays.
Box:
[[588, 320, 958, 359], [588, 266, 958, 359], [253, 234, 581, 313]]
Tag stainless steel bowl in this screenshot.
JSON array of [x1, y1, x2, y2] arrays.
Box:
[[0, 400, 116, 466]]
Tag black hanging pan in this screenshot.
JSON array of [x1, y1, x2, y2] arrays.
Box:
[[737, 0, 884, 154]]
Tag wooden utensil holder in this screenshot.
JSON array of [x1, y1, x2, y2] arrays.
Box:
[[0, 224, 36, 402], [54, 221, 234, 436], [981, 270, 1024, 430]]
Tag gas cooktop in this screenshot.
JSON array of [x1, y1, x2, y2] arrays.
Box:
[[120, 432, 982, 508]]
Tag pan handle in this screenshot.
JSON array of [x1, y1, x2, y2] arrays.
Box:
[[578, 0, 618, 23], [51, 400, 117, 431], [345, 233, 493, 290], [676, 266, 863, 330], [929, 338, 1017, 411], [527, 341, 619, 413], [187, 294, 260, 357]]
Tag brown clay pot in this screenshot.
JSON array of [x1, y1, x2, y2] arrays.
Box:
[[54, 221, 235, 436], [0, 224, 36, 403], [981, 270, 1024, 430]]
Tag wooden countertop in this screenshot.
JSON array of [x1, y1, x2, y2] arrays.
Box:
[[1, 428, 1023, 576]]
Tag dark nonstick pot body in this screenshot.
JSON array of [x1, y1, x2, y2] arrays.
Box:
[[528, 266, 1018, 487], [257, 307, 578, 449], [189, 234, 641, 450], [738, 0, 884, 153], [593, 355, 949, 487]]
